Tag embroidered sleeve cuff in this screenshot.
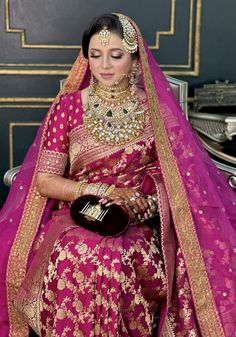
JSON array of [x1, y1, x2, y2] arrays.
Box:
[[38, 150, 68, 175]]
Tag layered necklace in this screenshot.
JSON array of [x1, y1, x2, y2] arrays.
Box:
[[83, 81, 146, 146]]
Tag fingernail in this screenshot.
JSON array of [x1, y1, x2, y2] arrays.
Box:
[[135, 192, 140, 197]]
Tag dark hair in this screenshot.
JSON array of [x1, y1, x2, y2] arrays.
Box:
[[82, 13, 138, 59]]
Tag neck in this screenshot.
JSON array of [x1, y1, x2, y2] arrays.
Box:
[[97, 78, 130, 93]]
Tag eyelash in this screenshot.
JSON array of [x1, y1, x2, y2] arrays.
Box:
[[89, 55, 123, 59], [112, 55, 122, 59]]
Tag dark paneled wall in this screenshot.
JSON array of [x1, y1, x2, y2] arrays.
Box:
[[0, 0, 235, 206]]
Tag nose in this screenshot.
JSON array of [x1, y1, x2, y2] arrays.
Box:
[[101, 55, 111, 70]]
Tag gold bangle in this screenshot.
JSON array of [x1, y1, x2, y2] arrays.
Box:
[[84, 183, 101, 195], [104, 184, 116, 196], [74, 182, 85, 199], [97, 183, 109, 196]]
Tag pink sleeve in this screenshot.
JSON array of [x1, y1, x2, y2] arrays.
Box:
[[38, 95, 69, 175]]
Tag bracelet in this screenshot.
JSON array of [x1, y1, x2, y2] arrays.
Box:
[[146, 196, 158, 213], [84, 183, 102, 196], [103, 184, 116, 196], [98, 183, 110, 196], [83, 183, 116, 197], [74, 182, 86, 199]]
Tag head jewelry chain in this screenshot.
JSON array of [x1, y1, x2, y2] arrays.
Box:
[[98, 14, 138, 53]]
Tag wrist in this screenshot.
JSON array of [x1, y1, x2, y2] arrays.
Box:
[[83, 183, 116, 197], [74, 182, 87, 200]]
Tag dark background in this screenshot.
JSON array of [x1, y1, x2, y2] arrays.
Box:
[[0, 0, 236, 207]]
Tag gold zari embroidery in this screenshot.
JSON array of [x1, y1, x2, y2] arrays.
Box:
[[38, 149, 68, 175], [136, 29, 224, 337]]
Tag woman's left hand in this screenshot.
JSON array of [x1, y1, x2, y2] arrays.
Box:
[[99, 187, 151, 221]]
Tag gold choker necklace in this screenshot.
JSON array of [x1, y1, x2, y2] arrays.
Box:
[[94, 83, 134, 106], [83, 83, 146, 146], [97, 81, 130, 93]]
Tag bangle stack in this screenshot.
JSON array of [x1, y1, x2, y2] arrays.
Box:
[[136, 194, 158, 223], [82, 183, 116, 197], [146, 195, 158, 213], [74, 182, 86, 200]]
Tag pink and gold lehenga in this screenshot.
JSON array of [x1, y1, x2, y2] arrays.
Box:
[[1, 14, 236, 337]]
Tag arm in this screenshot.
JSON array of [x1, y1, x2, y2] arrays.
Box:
[[36, 172, 78, 202], [36, 94, 77, 201]]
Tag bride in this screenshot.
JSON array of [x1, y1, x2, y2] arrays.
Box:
[[1, 13, 236, 337]]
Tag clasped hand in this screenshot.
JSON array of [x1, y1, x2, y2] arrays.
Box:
[[99, 187, 158, 222]]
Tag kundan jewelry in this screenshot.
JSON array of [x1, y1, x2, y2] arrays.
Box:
[[83, 81, 146, 146], [115, 14, 138, 54], [98, 26, 111, 46]]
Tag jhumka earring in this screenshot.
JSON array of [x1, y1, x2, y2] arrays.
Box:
[[89, 73, 95, 94], [99, 26, 111, 46], [129, 62, 139, 94]]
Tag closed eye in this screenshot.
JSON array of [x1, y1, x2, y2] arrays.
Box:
[[111, 55, 122, 59]]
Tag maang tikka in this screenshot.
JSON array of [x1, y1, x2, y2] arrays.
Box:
[[99, 26, 111, 46]]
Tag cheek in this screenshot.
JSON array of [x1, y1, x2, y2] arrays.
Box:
[[88, 59, 99, 72], [116, 59, 132, 73]]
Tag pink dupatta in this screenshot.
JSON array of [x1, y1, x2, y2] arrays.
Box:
[[0, 14, 236, 337]]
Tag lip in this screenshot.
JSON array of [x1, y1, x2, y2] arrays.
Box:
[[100, 73, 114, 79]]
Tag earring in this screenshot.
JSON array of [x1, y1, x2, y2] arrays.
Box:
[[129, 62, 139, 95], [114, 73, 126, 86], [89, 73, 95, 94]]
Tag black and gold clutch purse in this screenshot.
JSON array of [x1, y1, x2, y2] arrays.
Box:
[[70, 195, 130, 237]]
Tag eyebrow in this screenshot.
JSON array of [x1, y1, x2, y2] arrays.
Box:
[[89, 48, 124, 52]]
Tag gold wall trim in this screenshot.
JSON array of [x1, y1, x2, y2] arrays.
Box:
[[2, 0, 202, 76], [6, 0, 175, 51], [0, 69, 69, 75], [163, 0, 201, 76], [0, 97, 53, 108], [5, 0, 79, 49], [0, 63, 72, 67], [149, 0, 176, 50], [0, 97, 53, 102], [161, 0, 193, 68], [0, 105, 50, 108], [9, 122, 41, 168]]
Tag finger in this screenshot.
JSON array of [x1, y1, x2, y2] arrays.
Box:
[[105, 198, 124, 207], [125, 204, 137, 222], [98, 197, 110, 204], [135, 197, 149, 214]]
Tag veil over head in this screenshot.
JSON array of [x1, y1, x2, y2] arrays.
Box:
[[0, 13, 236, 337]]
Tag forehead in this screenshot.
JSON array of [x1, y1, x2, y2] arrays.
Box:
[[89, 32, 124, 51]]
